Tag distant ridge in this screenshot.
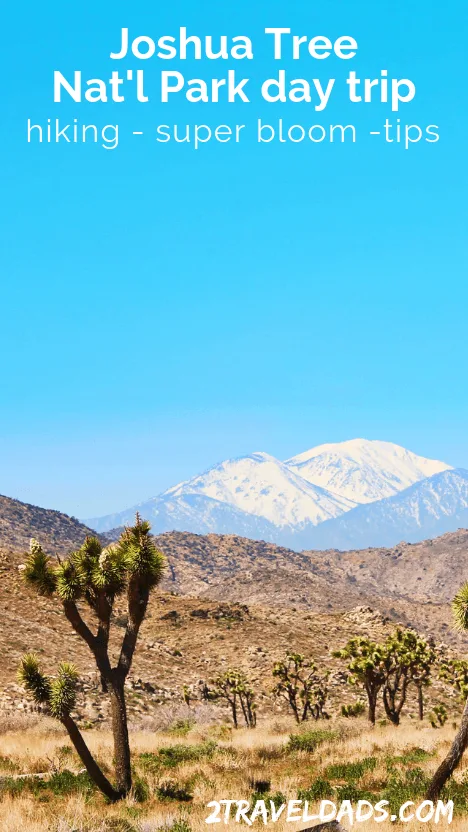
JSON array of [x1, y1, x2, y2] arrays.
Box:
[[0, 493, 101, 554], [300, 468, 468, 550]]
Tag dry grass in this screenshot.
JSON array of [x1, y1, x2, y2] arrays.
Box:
[[0, 713, 467, 831]]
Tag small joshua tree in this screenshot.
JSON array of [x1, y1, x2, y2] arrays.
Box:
[[404, 631, 436, 720], [429, 704, 448, 729], [212, 668, 256, 728], [341, 701, 366, 718], [333, 637, 387, 725], [18, 516, 165, 801], [272, 652, 329, 723]]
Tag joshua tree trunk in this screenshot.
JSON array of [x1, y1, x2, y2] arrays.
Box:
[[383, 671, 408, 725], [228, 694, 238, 729], [427, 697, 468, 800], [418, 685, 424, 721], [109, 677, 132, 795], [62, 713, 120, 801], [366, 685, 378, 725]]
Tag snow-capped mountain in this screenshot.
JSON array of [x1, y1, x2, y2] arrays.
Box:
[[164, 452, 356, 526], [286, 439, 450, 504], [301, 468, 468, 551], [85, 440, 462, 548], [87, 492, 282, 540], [89, 452, 357, 535]]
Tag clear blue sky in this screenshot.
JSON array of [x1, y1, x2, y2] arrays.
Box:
[[1, 0, 467, 517]]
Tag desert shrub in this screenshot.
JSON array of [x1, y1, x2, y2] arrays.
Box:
[[386, 747, 434, 768], [248, 793, 287, 815], [341, 701, 366, 718], [381, 767, 429, 811], [0, 755, 20, 773], [132, 773, 150, 802], [325, 757, 377, 781], [335, 783, 375, 802], [157, 778, 193, 801], [287, 728, 336, 752], [166, 822, 192, 832], [169, 718, 196, 736], [268, 792, 287, 810], [429, 705, 448, 728], [298, 778, 333, 800], [139, 741, 216, 772], [0, 769, 95, 799]]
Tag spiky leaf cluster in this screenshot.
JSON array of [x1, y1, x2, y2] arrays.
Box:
[[116, 514, 166, 588], [439, 657, 468, 700], [452, 583, 468, 631], [49, 662, 79, 719], [55, 537, 128, 604], [214, 668, 250, 696], [333, 637, 387, 687], [18, 654, 51, 703], [23, 519, 165, 607], [213, 668, 256, 727], [388, 629, 436, 682], [23, 540, 56, 596], [18, 655, 78, 719]]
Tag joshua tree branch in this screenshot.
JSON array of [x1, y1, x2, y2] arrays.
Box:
[[61, 713, 120, 802], [63, 600, 97, 652], [117, 579, 149, 678]]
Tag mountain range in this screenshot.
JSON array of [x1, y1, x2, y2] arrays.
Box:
[[85, 439, 466, 549]]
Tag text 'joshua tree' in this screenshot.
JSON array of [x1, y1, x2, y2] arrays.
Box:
[[18, 515, 165, 802]]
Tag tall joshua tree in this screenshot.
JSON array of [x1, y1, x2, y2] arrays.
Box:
[[381, 629, 434, 726], [333, 637, 386, 725], [18, 516, 165, 801], [427, 583, 468, 800]]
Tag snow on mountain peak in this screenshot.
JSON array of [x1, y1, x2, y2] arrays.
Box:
[[285, 438, 451, 504], [164, 451, 357, 528]]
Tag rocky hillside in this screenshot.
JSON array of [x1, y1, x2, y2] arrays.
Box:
[[99, 527, 468, 647], [0, 493, 100, 554], [0, 546, 460, 728]]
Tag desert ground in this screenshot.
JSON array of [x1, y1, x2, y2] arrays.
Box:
[[0, 712, 466, 831]]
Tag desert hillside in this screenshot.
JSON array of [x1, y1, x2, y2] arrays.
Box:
[[146, 528, 468, 648], [0, 541, 464, 729], [0, 493, 101, 554]]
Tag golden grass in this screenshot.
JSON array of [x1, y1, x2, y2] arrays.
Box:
[[0, 715, 466, 831]]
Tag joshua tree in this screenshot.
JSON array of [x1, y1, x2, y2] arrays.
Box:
[[427, 584, 468, 799], [429, 704, 448, 729], [333, 637, 386, 724], [405, 632, 436, 720], [380, 629, 435, 725], [438, 657, 468, 702], [212, 668, 256, 728], [341, 701, 366, 718], [272, 652, 329, 722], [18, 516, 165, 801]]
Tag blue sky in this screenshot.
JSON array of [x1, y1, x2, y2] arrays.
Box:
[[1, 0, 467, 517]]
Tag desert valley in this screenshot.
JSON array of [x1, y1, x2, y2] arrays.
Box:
[[1, 439, 468, 831]]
